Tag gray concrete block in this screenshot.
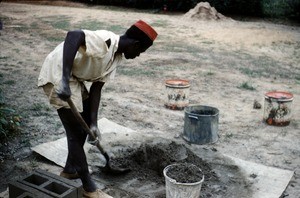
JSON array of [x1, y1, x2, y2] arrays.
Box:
[[9, 181, 52, 198], [10, 169, 82, 198], [35, 169, 82, 198], [20, 172, 76, 198], [16, 192, 34, 198]]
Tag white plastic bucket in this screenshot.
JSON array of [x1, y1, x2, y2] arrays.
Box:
[[163, 163, 204, 198], [165, 79, 190, 110]]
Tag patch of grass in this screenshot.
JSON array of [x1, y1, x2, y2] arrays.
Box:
[[151, 19, 169, 27], [3, 80, 15, 85], [46, 36, 64, 43], [30, 103, 51, 112], [224, 133, 234, 142], [236, 53, 297, 79], [239, 68, 257, 78], [163, 43, 195, 53], [29, 103, 52, 117], [0, 56, 9, 60], [29, 157, 39, 168], [13, 49, 20, 53], [52, 19, 70, 30], [197, 70, 216, 77], [13, 24, 29, 32], [205, 70, 215, 76], [159, 42, 210, 60], [238, 82, 256, 91], [54, 120, 62, 131], [20, 137, 31, 147], [211, 49, 300, 80], [108, 24, 126, 33], [118, 67, 156, 77], [75, 19, 106, 30], [30, 21, 39, 29], [201, 40, 215, 45], [75, 19, 126, 34], [39, 16, 71, 30]]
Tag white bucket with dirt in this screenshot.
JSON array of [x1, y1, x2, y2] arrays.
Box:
[[165, 79, 190, 110], [163, 163, 204, 198]]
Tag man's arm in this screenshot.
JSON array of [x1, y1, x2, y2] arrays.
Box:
[[57, 30, 86, 101], [89, 81, 105, 127], [88, 81, 105, 141]]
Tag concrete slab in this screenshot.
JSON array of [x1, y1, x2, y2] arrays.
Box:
[[30, 118, 293, 198], [31, 118, 141, 168], [224, 154, 294, 198]]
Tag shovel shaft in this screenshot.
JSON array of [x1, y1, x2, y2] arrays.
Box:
[[66, 98, 131, 174], [66, 98, 106, 154]]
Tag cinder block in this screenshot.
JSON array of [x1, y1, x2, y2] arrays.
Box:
[[9, 181, 52, 198], [9, 169, 82, 198], [35, 169, 82, 198], [19, 172, 76, 198], [16, 192, 34, 198]]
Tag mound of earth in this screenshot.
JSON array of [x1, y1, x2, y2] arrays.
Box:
[[184, 2, 228, 21]]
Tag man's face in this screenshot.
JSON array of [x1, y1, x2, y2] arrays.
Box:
[[124, 41, 146, 59]]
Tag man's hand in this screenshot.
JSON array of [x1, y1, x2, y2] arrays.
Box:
[[57, 81, 71, 101], [87, 125, 102, 145]]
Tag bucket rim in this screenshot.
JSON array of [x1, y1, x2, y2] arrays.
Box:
[[265, 91, 293, 101], [165, 79, 190, 88], [184, 105, 219, 116], [163, 163, 205, 186]]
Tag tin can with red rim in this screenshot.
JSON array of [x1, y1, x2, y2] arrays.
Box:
[[165, 79, 190, 110], [263, 91, 293, 126]]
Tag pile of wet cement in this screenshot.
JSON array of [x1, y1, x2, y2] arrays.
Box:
[[97, 141, 227, 197]]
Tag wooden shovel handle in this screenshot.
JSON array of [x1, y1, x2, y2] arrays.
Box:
[[66, 98, 106, 154]]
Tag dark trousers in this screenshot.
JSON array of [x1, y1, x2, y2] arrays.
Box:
[[57, 99, 96, 191]]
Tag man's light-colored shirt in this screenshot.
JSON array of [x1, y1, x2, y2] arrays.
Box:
[[38, 30, 122, 112]]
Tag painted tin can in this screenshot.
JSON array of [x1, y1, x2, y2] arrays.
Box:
[[165, 79, 190, 110], [263, 91, 293, 126]]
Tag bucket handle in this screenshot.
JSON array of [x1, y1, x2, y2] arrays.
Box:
[[188, 115, 199, 120]]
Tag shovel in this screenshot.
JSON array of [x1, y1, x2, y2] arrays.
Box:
[[66, 98, 131, 174]]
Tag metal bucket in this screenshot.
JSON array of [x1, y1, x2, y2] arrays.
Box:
[[183, 105, 219, 144], [165, 79, 190, 110], [263, 91, 293, 126], [163, 163, 204, 198]]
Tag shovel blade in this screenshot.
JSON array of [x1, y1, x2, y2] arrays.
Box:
[[100, 152, 131, 175]]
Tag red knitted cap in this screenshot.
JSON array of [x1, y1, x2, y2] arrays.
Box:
[[133, 20, 158, 41]]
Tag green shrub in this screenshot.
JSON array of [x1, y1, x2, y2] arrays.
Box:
[[0, 81, 21, 141], [261, 0, 300, 20], [0, 106, 21, 140]]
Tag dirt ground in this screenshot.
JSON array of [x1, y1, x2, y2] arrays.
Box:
[[0, 1, 300, 197]]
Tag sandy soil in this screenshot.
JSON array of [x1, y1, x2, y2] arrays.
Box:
[[0, 1, 300, 197]]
